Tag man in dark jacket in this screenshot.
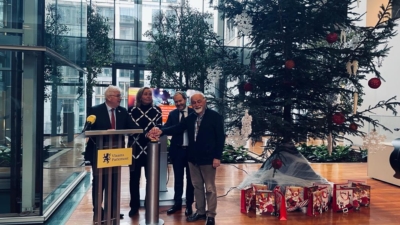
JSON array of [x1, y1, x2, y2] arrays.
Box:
[[164, 91, 194, 216], [149, 92, 225, 225], [85, 85, 141, 220]]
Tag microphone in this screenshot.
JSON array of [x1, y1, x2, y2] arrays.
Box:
[[82, 115, 96, 132]]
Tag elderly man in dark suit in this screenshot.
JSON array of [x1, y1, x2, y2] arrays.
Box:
[[85, 85, 141, 221], [164, 91, 195, 216], [149, 92, 225, 225]]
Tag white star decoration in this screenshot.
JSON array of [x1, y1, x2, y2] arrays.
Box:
[[361, 130, 387, 154]]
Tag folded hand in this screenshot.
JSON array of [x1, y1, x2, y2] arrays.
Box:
[[147, 127, 162, 140]]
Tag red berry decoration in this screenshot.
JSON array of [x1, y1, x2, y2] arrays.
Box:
[[326, 32, 338, 43], [285, 59, 295, 69], [332, 112, 345, 125], [243, 82, 253, 92], [272, 158, 283, 169], [368, 77, 381, 89], [349, 123, 358, 131]]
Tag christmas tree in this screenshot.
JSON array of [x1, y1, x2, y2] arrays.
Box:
[[214, 0, 400, 187]]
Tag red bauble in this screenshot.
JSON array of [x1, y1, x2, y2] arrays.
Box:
[[272, 158, 283, 169], [243, 82, 253, 92], [285, 59, 295, 69], [349, 123, 358, 131], [332, 112, 345, 125], [368, 77, 381, 89], [326, 32, 338, 43]]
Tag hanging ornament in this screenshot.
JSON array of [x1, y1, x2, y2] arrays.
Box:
[[271, 158, 283, 169], [353, 92, 358, 114], [332, 112, 345, 125], [285, 59, 295, 69], [349, 123, 358, 131], [346, 60, 359, 76], [243, 82, 253, 92], [340, 30, 346, 43], [326, 32, 338, 43], [368, 77, 381, 89]]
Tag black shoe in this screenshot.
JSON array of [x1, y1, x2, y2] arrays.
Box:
[[128, 209, 138, 217], [206, 217, 215, 225], [167, 205, 182, 215], [186, 213, 207, 222], [185, 205, 193, 216], [120, 213, 124, 219]]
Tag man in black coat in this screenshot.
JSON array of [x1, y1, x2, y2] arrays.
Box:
[[149, 92, 225, 225], [85, 85, 141, 220], [164, 91, 194, 216]]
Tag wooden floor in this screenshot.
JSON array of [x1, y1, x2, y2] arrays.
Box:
[[66, 163, 400, 225]]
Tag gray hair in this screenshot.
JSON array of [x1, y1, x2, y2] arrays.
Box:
[[104, 85, 122, 98], [190, 91, 205, 101]]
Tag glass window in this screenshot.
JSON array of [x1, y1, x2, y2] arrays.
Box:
[[226, 18, 235, 42]]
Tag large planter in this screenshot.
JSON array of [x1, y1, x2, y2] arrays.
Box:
[[389, 138, 400, 179]]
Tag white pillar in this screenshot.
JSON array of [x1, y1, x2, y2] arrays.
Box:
[[21, 0, 39, 212]]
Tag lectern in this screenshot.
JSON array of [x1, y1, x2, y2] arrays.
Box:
[[85, 129, 143, 225]]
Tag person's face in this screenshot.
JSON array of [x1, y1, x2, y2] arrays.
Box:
[[191, 94, 206, 115], [106, 90, 122, 108], [173, 94, 187, 111], [141, 89, 153, 105]]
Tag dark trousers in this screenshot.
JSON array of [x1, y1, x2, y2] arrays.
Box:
[[129, 155, 148, 210], [171, 147, 194, 206]]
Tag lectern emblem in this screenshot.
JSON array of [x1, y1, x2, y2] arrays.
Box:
[[103, 153, 111, 163]]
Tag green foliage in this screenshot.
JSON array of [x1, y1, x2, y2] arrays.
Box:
[[221, 144, 253, 163], [44, 3, 70, 101], [216, 0, 400, 148], [297, 143, 367, 162], [144, 1, 228, 92], [80, 5, 112, 109]]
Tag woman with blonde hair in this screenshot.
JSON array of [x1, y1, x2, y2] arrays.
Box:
[[127, 87, 162, 216]]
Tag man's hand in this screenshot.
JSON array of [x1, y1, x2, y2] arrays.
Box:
[[213, 159, 221, 168]]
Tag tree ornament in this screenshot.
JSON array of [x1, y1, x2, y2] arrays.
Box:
[[346, 60, 359, 75], [243, 82, 253, 92], [326, 32, 338, 43], [332, 112, 345, 125], [285, 59, 295, 69], [353, 92, 358, 114], [349, 123, 358, 131], [272, 158, 283, 169], [340, 30, 346, 43], [368, 77, 381, 89]]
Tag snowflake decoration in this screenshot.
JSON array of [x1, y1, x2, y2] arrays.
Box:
[[235, 12, 253, 36], [226, 109, 253, 148], [207, 67, 222, 80], [361, 130, 386, 154]]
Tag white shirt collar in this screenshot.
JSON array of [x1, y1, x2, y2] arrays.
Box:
[[105, 103, 114, 111]]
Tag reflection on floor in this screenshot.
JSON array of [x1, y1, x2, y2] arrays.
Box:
[[58, 163, 400, 225], [43, 135, 85, 202], [45, 173, 91, 225]]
